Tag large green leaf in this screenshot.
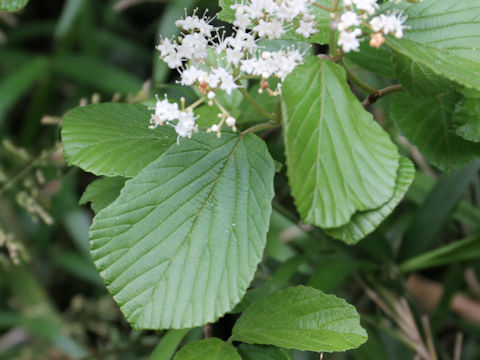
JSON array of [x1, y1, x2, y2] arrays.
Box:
[[391, 53, 459, 97], [62, 103, 177, 177], [90, 132, 275, 329], [383, 0, 480, 93], [79, 177, 126, 213], [386, 37, 480, 92], [218, 0, 331, 44], [0, 0, 28, 11], [390, 92, 480, 172], [174, 338, 241, 360], [325, 157, 415, 244], [232, 286, 367, 352], [385, 0, 480, 62], [238, 344, 291, 360], [282, 57, 399, 229]]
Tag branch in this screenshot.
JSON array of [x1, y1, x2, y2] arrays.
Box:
[[361, 84, 404, 108], [242, 121, 280, 135], [238, 87, 276, 121]]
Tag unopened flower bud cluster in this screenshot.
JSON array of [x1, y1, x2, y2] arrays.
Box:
[[334, 0, 418, 53], [152, 1, 320, 140]]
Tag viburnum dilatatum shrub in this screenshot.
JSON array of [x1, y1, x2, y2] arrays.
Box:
[[60, 0, 480, 357]]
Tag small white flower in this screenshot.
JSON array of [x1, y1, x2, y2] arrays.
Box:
[[175, 111, 198, 139], [338, 28, 362, 52], [178, 33, 208, 60], [352, 0, 379, 15], [233, 6, 252, 29], [175, 13, 215, 37], [206, 73, 220, 88], [226, 116, 236, 127], [150, 95, 180, 127], [163, 52, 183, 69], [296, 20, 318, 38], [253, 18, 286, 40], [213, 67, 238, 94], [207, 91, 216, 99], [338, 11, 360, 31], [369, 12, 407, 38], [156, 38, 177, 57], [369, 16, 384, 32], [226, 47, 244, 65], [180, 66, 206, 86]]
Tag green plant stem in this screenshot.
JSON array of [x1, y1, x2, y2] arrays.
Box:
[[337, 59, 377, 95], [313, 2, 334, 11], [361, 84, 404, 107], [329, 30, 339, 58], [238, 87, 276, 121], [242, 120, 280, 135]]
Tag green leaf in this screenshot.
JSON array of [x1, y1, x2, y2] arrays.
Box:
[[0, 57, 49, 124], [232, 286, 367, 352], [383, 0, 480, 93], [398, 160, 480, 260], [54, 0, 86, 40], [385, 0, 480, 62], [391, 53, 459, 97], [79, 177, 126, 213], [53, 55, 142, 94], [282, 57, 399, 228], [174, 338, 241, 360], [0, 0, 28, 12], [386, 37, 480, 92], [454, 97, 480, 142], [390, 92, 480, 172], [400, 235, 480, 273], [62, 103, 177, 177], [325, 157, 415, 244], [238, 344, 291, 360], [217, 0, 331, 44], [90, 133, 275, 329]]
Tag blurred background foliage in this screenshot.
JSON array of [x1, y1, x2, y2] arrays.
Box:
[[0, 0, 480, 359]]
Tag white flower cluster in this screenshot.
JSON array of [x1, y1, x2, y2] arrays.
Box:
[[153, 1, 317, 140], [149, 95, 198, 142], [335, 0, 411, 53]]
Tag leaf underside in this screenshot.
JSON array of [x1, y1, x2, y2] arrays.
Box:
[[0, 0, 28, 12], [282, 57, 399, 229], [325, 157, 415, 244]]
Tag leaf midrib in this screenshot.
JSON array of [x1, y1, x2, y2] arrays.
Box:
[[133, 135, 244, 324]]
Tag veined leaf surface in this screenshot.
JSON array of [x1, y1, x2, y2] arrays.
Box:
[[90, 132, 275, 329], [282, 57, 399, 229]]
